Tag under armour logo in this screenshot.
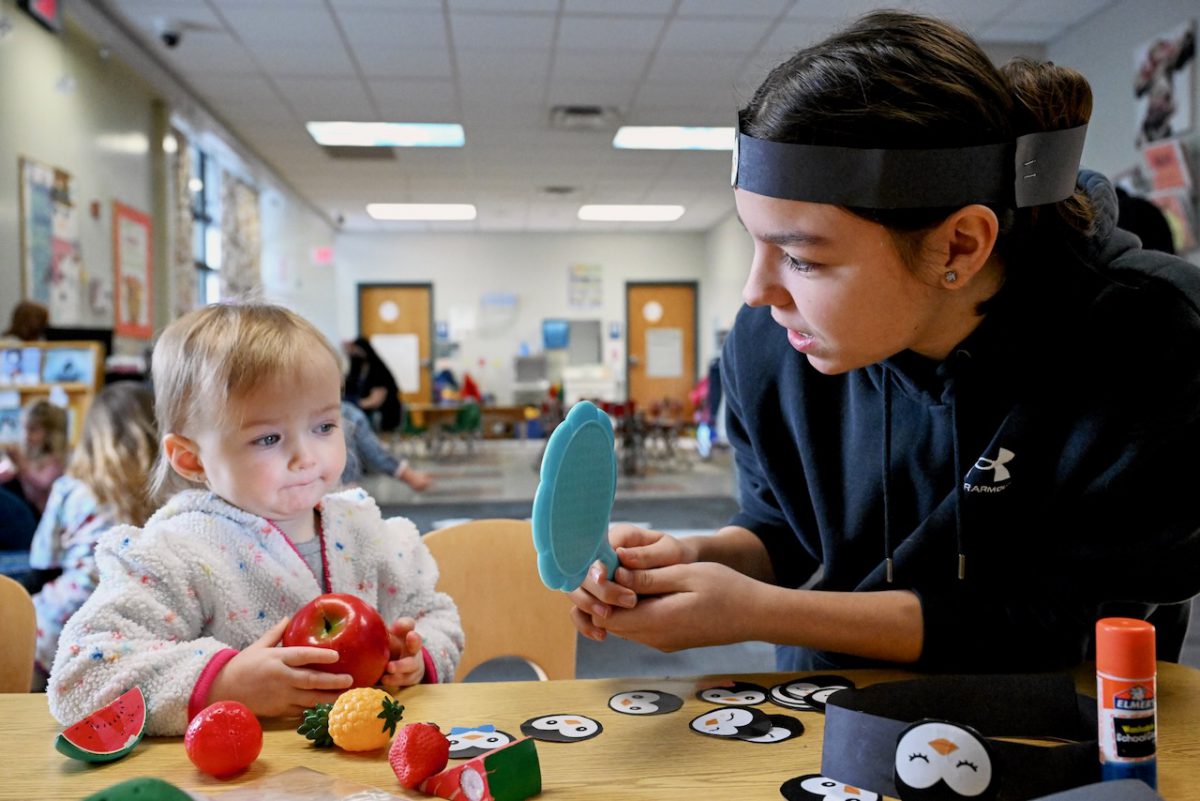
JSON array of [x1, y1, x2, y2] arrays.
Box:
[[974, 448, 1015, 482]]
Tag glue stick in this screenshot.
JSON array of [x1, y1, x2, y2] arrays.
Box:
[[1096, 617, 1157, 788]]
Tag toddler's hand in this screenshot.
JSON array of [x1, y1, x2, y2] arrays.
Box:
[[379, 617, 425, 688], [208, 618, 353, 718]]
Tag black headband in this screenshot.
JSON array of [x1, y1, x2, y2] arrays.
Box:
[[821, 674, 1102, 801], [733, 113, 1087, 209]]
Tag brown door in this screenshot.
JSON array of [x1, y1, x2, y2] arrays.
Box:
[[358, 283, 433, 404], [626, 282, 697, 416]]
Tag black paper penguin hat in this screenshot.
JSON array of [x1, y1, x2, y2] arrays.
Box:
[[820, 674, 1101, 801], [732, 111, 1087, 210]]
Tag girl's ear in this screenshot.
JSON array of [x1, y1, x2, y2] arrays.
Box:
[[162, 433, 206, 483], [933, 204, 999, 288]]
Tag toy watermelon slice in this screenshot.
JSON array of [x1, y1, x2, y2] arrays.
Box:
[[55, 687, 146, 763]]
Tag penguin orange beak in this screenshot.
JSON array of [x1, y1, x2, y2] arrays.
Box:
[[845, 786, 863, 795], [929, 738, 959, 756]]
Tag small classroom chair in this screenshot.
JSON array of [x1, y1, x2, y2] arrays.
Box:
[[0, 574, 36, 692], [422, 519, 576, 681]]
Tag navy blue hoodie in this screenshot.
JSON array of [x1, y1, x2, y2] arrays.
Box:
[[722, 172, 1200, 672]]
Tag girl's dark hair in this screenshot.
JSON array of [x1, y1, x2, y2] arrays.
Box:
[[741, 10, 1094, 267]]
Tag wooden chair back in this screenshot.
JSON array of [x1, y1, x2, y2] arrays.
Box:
[[0, 575, 35, 692], [423, 519, 576, 681]]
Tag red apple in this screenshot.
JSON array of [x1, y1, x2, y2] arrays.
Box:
[[282, 593, 390, 688]]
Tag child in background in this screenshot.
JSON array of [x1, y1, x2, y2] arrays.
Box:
[[340, 401, 432, 491], [0, 399, 68, 521], [48, 302, 462, 736], [29, 382, 159, 690]]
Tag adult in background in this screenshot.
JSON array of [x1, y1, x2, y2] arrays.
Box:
[[344, 337, 402, 432], [1, 300, 49, 344]]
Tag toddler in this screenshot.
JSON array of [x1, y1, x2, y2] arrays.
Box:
[[48, 302, 463, 735], [30, 382, 159, 690], [0, 398, 68, 520]]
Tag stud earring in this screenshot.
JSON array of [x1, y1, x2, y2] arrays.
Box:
[[944, 270, 958, 284]]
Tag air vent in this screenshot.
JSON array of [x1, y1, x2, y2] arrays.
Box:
[[541, 185, 576, 195], [549, 105, 620, 131], [321, 146, 395, 160]]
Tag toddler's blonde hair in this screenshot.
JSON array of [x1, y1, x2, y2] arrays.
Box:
[[24, 399, 68, 462], [68, 382, 160, 525], [150, 301, 341, 495]]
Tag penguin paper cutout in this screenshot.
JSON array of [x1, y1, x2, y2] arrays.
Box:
[[696, 680, 769, 706], [446, 725, 515, 759], [689, 705, 773, 740], [608, 690, 684, 716], [780, 774, 881, 800], [769, 675, 856, 712], [737, 713, 805, 744], [520, 714, 602, 743], [893, 720, 998, 801]]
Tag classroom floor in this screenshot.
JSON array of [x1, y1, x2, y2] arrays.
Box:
[[364, 437, 1200, 678]]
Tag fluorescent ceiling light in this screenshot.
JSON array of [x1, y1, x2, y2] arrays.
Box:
[[577, 204, 685, 222], [367, 203, 477, 221], [611, 126, 734, 151], [307, 122, 465, 148]]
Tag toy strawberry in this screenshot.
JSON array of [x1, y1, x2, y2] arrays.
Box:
[[389, 722, 451, 789]]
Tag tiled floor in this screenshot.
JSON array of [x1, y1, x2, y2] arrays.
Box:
[[362, 437, 1199, 677]]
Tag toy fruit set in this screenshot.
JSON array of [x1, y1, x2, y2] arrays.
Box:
[[390, 722, 542, 801], [80, 777, 201, 801], [55, 686, 146, 763], [299, 686, 405, 751], [185, 700, 263, 777], [282, 593, 391, 688]]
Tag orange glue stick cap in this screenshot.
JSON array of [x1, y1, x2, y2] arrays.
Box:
[[1096, 617, 1156, 678]]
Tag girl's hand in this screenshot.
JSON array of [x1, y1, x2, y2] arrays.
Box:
[[208, 618, 352, 718], [379, 617, 425, 688], [567, 524, 699, 641]]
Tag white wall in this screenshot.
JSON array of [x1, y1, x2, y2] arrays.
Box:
[[259, 188, 338, 343], [701, 212, 753, 368], [0, 7, 156, 350], [334, 232, 708, 403]]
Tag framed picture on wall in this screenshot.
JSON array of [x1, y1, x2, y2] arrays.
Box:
[[18, 0, 62, 32], [1133, 20, 1196, 147], [19, 156, 86, 325], [113, 202, 154, 338]]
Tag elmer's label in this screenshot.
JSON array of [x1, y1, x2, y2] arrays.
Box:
[[1097, 672, 1157, 764]]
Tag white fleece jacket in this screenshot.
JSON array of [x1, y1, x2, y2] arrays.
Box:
[[47, 488, 463, 735]]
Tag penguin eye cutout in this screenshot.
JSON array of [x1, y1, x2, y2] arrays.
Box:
[[894, 720, 997, 800]]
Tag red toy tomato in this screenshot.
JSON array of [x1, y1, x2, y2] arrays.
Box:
[[184, 701, 262, 777], [282, 593, 390, 688]]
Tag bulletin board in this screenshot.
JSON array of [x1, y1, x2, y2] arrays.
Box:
[[113, 201, 154, 338]]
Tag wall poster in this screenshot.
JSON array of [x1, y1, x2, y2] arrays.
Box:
[[113, 202, 153, 338], [19, 157, 86, 325], [1134, 20, 1196, 146]]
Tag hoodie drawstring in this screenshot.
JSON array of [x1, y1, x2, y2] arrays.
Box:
[[881, 378, 894, 583], [950, 388, 966, 581], [880, 368, 967, 583]]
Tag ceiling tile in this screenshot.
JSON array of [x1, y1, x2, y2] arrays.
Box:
[[658, 18, 775, 53], [253, 41, 358, 77], [557, 15, 668, 52], [676, 0, 791, 17], [274, 77, 375, 119], [449, 12, 557, 49], [336, 9, 447, 49]]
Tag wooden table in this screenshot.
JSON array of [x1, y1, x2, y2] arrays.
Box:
[[407, 402, 535, 441], [4, 665, 1198, 800]]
